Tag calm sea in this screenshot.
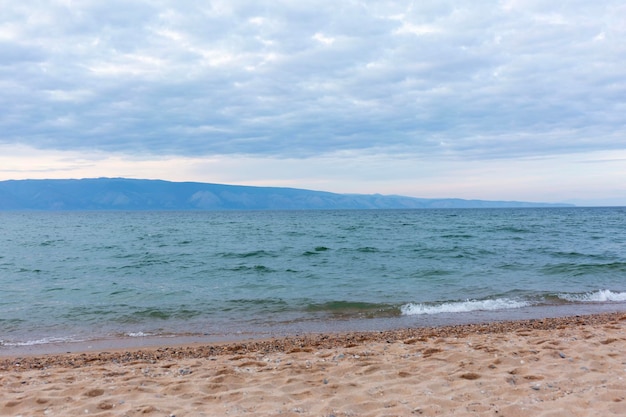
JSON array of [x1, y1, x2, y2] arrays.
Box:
[[1, 208, 625, 353]]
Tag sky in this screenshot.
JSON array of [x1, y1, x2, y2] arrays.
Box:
[[1, 1, 625, 206]]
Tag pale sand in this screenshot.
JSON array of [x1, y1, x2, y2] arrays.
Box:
[[2, 313, 625, 417]]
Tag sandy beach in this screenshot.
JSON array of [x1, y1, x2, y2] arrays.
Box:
[[2, 312, 625, 416]]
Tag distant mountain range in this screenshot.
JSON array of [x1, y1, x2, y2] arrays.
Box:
[[0, 178, 573, 210]]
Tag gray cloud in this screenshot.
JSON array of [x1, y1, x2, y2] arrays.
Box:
[[1, 0, 624, 160]]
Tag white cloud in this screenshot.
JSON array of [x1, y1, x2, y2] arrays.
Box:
[[312, 32, 335, 45], [0, 0, 624, 204], [45, 89, 93, 102], [394, 22, 441, 36]]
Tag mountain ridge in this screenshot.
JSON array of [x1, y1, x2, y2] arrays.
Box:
[[0, 178, 574, 210]]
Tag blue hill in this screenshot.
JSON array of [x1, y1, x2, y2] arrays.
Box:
[[0, 178, 573, 210]]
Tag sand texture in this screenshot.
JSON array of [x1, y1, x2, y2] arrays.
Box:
[[1, 313, 626, 416]]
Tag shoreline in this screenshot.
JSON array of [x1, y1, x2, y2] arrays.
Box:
[[2, 311, 624, 369], [2, 312, 625, 416], [3, 302, 625, 358]]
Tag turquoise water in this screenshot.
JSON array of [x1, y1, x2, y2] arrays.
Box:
[[1, 208, 625, 349]]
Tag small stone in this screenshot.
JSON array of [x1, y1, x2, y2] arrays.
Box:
[[97, 402, 114, 410], [84, 389, 104, 397]]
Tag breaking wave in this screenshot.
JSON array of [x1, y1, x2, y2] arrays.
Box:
[[400, 298, 531, 316], [557, 289, 626, 303]]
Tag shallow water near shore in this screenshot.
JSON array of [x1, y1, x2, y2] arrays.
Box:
[[1, 207, 626, 354]]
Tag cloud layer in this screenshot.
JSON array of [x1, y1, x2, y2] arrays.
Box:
[[1, 1, 625, 204]]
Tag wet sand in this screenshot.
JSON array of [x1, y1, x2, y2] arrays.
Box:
[[2, 312, 625, 416]]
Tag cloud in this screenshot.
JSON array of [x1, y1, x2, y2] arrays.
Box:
[[0, 1, 624, 204]]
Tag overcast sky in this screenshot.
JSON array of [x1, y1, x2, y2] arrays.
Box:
[[1, 1, 625, 205]]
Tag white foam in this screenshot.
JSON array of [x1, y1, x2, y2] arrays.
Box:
[[400, 298, 531, 316], [0, 336, 82, 347], [126, 331, 152, 337], [558, 289, 626, 303]]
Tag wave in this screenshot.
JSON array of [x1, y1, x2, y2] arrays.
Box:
[[227, 264, 275, 273], [125, 331, 154, 337], [400, 298, 531, 316], [302, 246, 330, 256], [0, 335, 84, 347], [220, 250, 278, 259], [115, 307, 207, 323], [542, 262, 626, 276], [557, 289, 626, 303], [306, 301, 400, 318], [401, 289, 626, 316]]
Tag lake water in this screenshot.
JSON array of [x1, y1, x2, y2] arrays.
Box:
[[1, 207, 625, 353]]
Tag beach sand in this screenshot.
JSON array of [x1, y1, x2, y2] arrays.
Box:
[[2, 313, 625, 416]]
